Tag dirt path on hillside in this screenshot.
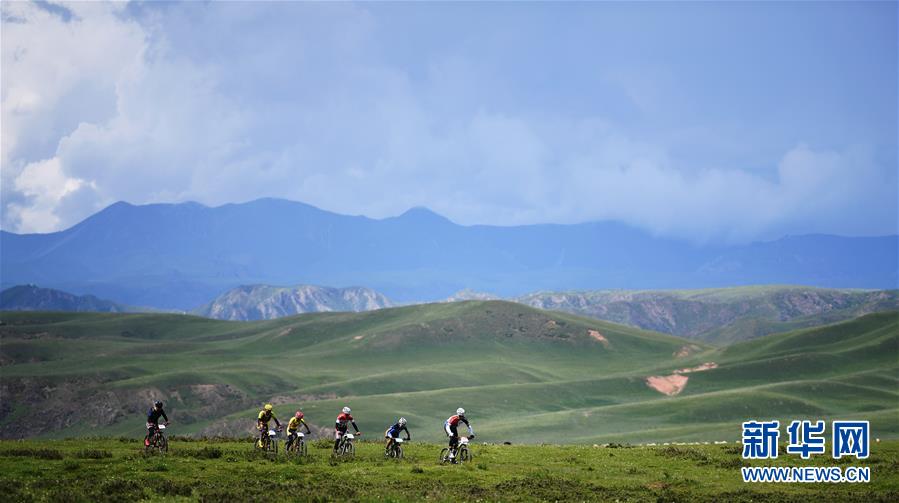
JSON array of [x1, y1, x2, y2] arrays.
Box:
[[645, 362, 718, 396]]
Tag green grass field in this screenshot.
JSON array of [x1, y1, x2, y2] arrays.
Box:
[[1, 302, 896, 445], [1, 437, 896, 502]]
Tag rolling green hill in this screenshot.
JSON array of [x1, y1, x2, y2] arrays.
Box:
[[1, 302, 895, 444]]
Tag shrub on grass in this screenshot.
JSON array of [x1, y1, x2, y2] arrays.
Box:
[[495, 475, 597, 501], [96, 477, 144, 502], [716, 458, 747, 469], [62, 460, 81, 471], [656, 446, 711, 464], [177, 446, 223, 459], [3, 448, 63, 460], [0, 478, 30, 503], [145, 461, 169, 472], [151, 479, 193, 497], [75, 449, 112, 459]]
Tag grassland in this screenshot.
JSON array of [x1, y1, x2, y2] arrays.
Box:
[[1, 437, 897, 502], [1, 302, 896, 445]]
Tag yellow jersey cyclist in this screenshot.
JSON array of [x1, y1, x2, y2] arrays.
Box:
[[256, 403, 283, 447], [285, 410, 312, 450]]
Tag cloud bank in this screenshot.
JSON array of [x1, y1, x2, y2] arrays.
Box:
[[2, 1, 896, 242]]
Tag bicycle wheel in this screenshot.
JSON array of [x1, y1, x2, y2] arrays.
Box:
[[439, 448, 449, 464], [396, 444, 403, 459], [458, 446, 470, 463], [158, 434, 168, 454], [345, 441, 355, 458], [300, 440, 307, 457]]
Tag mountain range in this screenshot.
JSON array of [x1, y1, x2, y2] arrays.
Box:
[[193, 284, 393, 321], [0, 284, 135, 313], [5, 283, 896, 345], [1, 198, 896, 310], [516, 286, 899, 344]]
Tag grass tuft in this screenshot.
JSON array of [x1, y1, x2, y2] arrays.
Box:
[[75, 448, 112, 459], [2, 448, 64, 460]]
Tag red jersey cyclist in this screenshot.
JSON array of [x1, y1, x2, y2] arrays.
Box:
[[334, 406, 361, 453]]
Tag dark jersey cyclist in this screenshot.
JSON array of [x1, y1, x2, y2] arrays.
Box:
[[384, 417, 411, 452], [145, 400, 169, 446], [444, 407, 474, 458], [334, 406, 361, 452]]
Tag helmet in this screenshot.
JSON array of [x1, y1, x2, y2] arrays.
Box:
[[398, 417, 407, 426], [264, 404, 273, 411], [154, 400, 163, 408], [295, 411, 304, 419], [456, 407, 465, 416], [342, 406, 351, 414]]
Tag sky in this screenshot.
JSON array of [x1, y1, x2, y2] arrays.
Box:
[[1, 1, 896, 243]]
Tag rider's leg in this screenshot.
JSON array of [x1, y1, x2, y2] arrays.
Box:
[[333, 430, 342, 451], [258, 423, 267, 446], [448, 424, 459, 458], [145, 424, 154, 446]]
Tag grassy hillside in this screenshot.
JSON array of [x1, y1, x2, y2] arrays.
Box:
[[1, 302, 896, 444], [2, 438, 896, 502]]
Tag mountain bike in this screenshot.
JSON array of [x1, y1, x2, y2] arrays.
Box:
[[145, 423, 168, 454], [255, 428, 280, 455], [439, 435, 473, 464], [385, 437, 407, 459], [285, 431, 307, 457], [333, 431, 360, 458]]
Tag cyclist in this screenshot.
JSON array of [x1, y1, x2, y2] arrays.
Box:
[[444, 407, 474, 460], [256, 403, 282, 448], [334, 406, 361, 453], [285, 410, 312, 451], [145, 400, 169, 447], [384, 417, 411, 453]]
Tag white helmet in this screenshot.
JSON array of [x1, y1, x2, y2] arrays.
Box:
[[342, 406, 351, 414], [398, 417, 407, 425], [456, 407, 465, 415]]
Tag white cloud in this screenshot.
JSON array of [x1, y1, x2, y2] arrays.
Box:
[[7, 156, 95, 233], [1, 2, 895, 242]]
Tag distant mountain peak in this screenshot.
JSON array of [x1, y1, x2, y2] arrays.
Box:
[[395, 206, 453, 224], [445, 289, 502, 302]]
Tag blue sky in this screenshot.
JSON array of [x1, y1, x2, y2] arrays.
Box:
[[1, 1, 896, 242]]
